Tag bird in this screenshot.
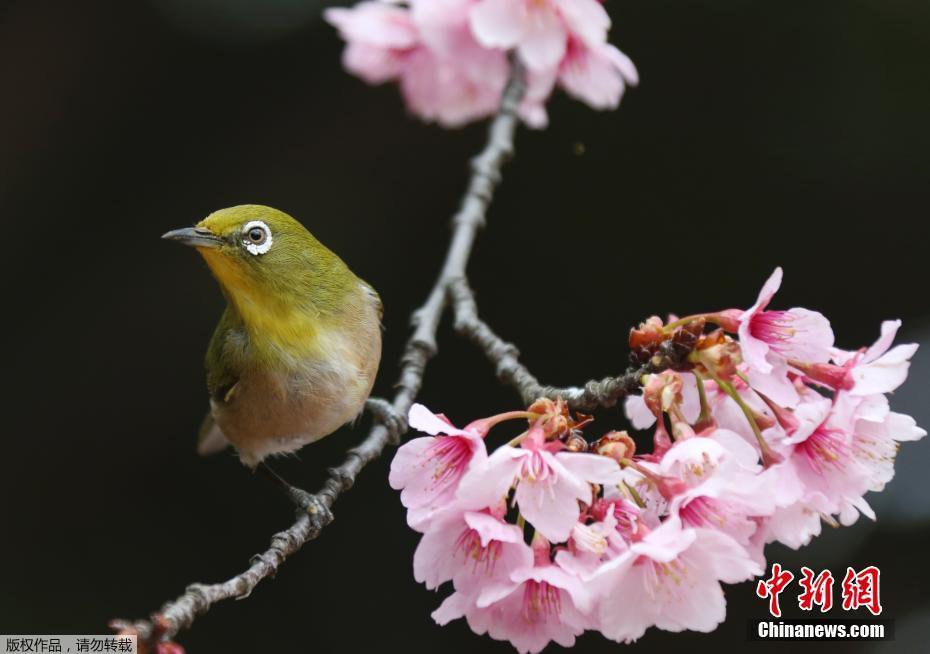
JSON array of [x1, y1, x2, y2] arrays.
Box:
[[163, 204, 383, 468]]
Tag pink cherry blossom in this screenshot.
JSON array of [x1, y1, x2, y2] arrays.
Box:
[[761, 428, 859, 546], [469, 0, 609, 71], [433, 540, 592, 654], [741, 268, 836, 367], [558, 37, 638, 109], [737, 267, 834, 375], [386, 269, 922, 650], [324, 2, 419, 84], [555, 499, 642, 577], [399, 47, 506, 127], [389, 404, 488, 530], [623, 371, 702, 430], [819, 319, 920, 396], [847, 393, 926, 493], [592, 517, 761, 642], [328, 0, 637, 127], [414, 507, 533, 591], [458, 425, 623, 542], [659, 431, 776, 546], [704, 376, 783, 444], [402, 0, 513, 127]]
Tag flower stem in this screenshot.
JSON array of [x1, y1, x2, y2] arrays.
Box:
[[668, 405, 687, 430], [621, 481, 647, 509], [470, 411, 539, 435], [662, 316, 694, 333], [620, 458, 661, 484], [711, 373, 780, 466], [693, 371, 712, 423]]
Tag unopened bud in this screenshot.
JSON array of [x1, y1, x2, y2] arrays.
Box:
[[789, 360, 854, 391], [565, 431, 589, 452], [594, 430, 635, 462], [752, 408, 777, 431], [629, 315, 665, 351], [643, 371, 683, 416], [528, 397, 571, 438], [670, 317, 705, 355], [695, 337, 743, 379], [528, 397, 560, 416], [706, 309, 742, 333]]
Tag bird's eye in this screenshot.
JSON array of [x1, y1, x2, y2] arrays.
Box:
[[241, 220, 273, 255]]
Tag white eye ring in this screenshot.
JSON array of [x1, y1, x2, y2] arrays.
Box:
[[242, 220, 273, 255]]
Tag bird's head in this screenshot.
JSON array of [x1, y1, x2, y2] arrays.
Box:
[[163, 204, 357, 325]]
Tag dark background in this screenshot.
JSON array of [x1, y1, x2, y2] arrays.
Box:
[[2, 0, 929, 652]]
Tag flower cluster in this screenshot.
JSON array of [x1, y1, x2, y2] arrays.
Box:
[[325, 0, 638, 128], [389, 268, 923, 652]]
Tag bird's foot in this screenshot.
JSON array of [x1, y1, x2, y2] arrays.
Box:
[[365, 397, 408, 444], [291, 489, 334, 530], [257, 463, 333, 529]]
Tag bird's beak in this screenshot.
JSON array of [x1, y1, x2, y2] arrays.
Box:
[[161, 226, 224, 249]]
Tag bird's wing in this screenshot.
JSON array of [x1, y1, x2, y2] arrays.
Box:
[[199, 307, 242, 456], [205, 307, 242, 401], [361, 280, 383, 323]]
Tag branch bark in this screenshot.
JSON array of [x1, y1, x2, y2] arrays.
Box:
[[113, 59, 528, 649], [448, 278, 691, 412]]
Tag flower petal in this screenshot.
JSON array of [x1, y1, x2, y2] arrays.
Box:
[[457, 446, 524, 509], [557, 451, 624, 485], [518, 4, 567, 71], [556, 0, 609, 45], [468, 0, 525, 48], [408, 403, 470, 436]]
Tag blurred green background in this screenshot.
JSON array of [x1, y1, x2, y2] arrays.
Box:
[[1, 0, 929, 651]]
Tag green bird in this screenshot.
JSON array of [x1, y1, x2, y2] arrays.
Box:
[[163, 205, 383, 467]]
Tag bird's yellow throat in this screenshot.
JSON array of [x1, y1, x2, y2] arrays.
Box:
[[199, 247, 327, 361]]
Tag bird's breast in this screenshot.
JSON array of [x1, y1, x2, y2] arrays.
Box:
[[213, 298, 382, 467]]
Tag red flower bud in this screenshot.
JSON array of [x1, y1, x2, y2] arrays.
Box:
[[594, 430, 635, 462]]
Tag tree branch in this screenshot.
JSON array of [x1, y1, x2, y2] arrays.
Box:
[[448, 278, 691, 412], [113, 59, 527, 650]]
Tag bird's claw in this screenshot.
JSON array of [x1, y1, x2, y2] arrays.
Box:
[[365, 397, 408, 443], [294, 490, 333, 530]]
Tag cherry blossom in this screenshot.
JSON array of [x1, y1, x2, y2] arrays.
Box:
[[327, 0, 637, 127], [457, 424, 623, 542], [468, 0, 611, 72], [413, 506, 533, 591], [433, 538, 593, 654], [736, 267, 835, 374], [389, 403, 489, 530], [388, 266, 922, 652], [592, 517, 762, 643]]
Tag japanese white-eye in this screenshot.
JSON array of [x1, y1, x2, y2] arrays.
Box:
[[163, 205, 382, 467]]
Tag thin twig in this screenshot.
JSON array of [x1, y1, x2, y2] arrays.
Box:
[[448, 278, 690, 412], [112, 59, 527, 649]]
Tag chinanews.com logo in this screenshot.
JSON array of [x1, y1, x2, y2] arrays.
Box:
[[748, 563, 894, 642]]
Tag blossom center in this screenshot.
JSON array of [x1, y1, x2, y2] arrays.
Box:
[[797, 426, 850, 474], [454, 527, 502, 576], [750, 310, 797, 351], [425, 436, 472, 488], [519, 451, 554, 485], [521, 580, 562, 623], [679, 495, 727, 528]]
